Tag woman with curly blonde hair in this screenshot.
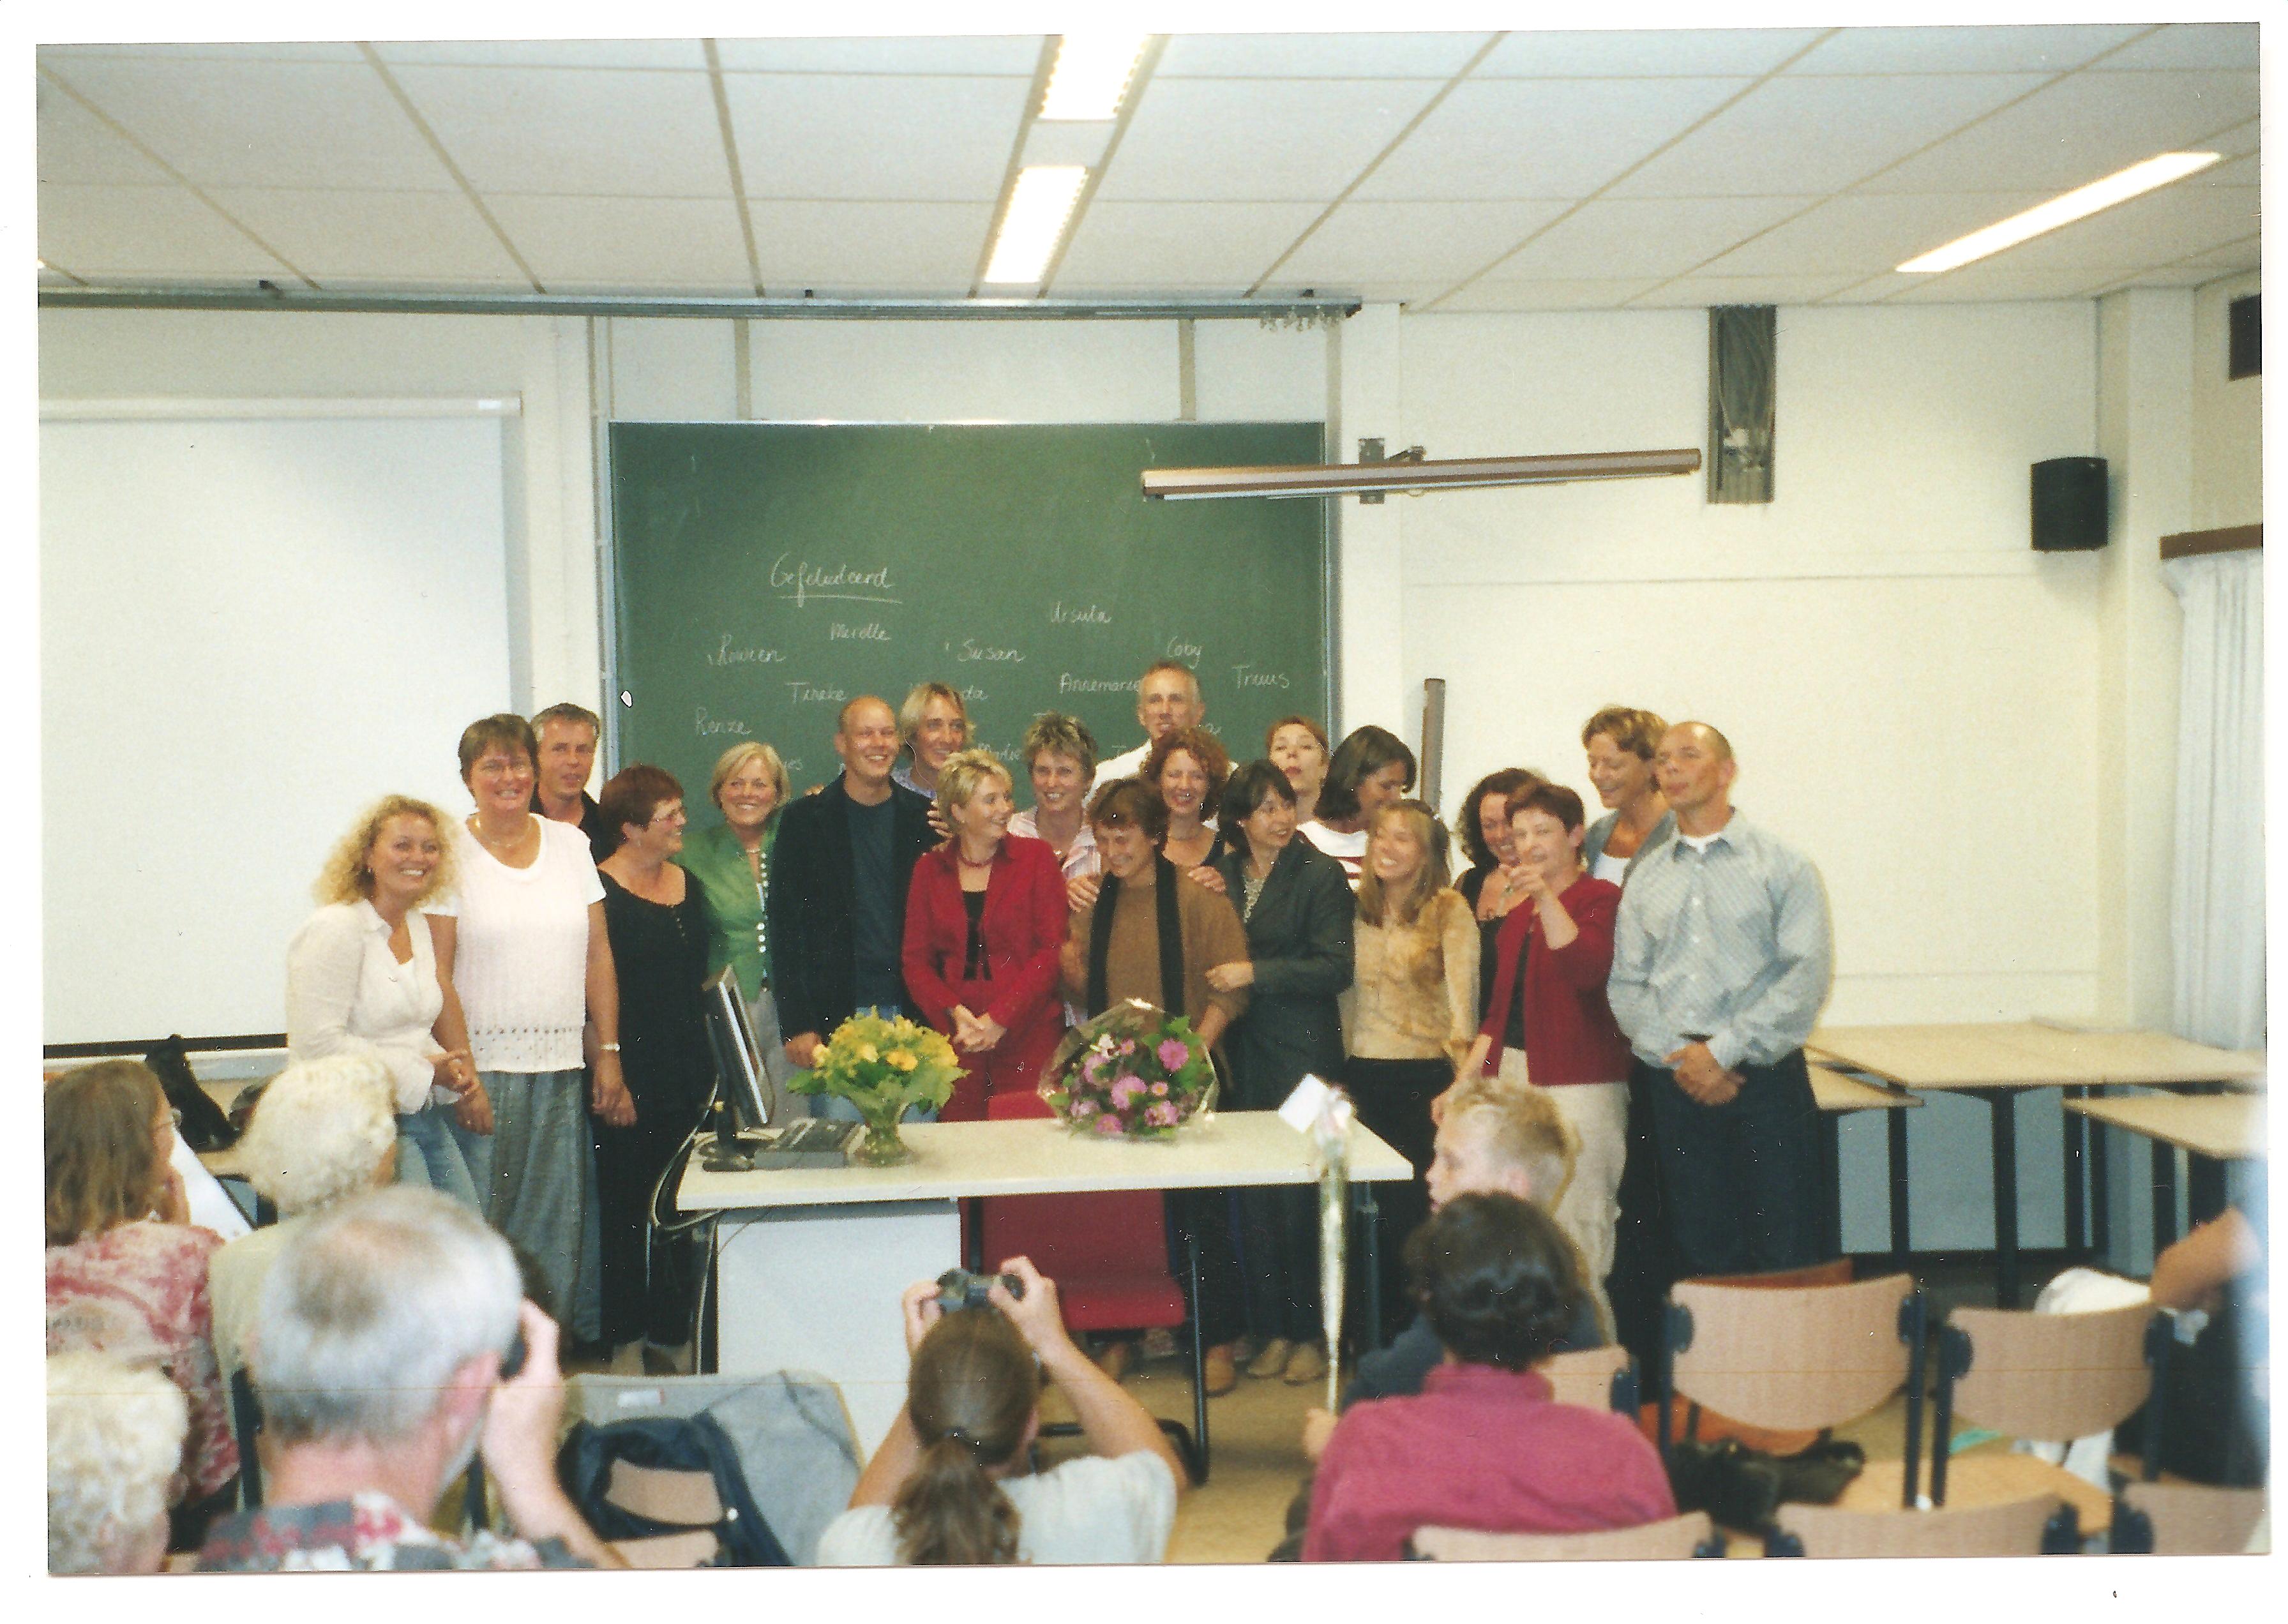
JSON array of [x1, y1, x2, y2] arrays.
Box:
[[45, 1062, 239, 1538], [288, 793, 485, 1209]]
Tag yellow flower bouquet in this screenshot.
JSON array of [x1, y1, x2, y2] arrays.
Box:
[[788, 1007, 964, 1165]]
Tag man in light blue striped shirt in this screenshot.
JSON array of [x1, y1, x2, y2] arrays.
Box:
[[1607, 723, 1833, 1275]]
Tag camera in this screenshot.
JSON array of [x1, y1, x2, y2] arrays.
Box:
[[936, 1268, 1024, 1311]]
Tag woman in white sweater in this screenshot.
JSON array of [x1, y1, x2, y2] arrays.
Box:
[[286, 794, 484, 1208], [429, 714, 633, 1348]]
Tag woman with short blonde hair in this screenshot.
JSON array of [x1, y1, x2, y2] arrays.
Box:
[[683, 739, 798, 1122], [1579, 705, 1673, 885], [894, 680, 972, 799], [48, 1351, 189, 1574]]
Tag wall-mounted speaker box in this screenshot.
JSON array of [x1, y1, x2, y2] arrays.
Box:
[[2031, 456, 2108, 552]]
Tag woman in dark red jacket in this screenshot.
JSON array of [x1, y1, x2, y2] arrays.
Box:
[[1458, 781, 1630, 1339], [902, 749, 1071, 1122]]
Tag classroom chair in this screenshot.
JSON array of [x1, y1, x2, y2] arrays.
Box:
[[2108, 1482, 2268, 1555], [1766, 1492, 2075, 1558], [1408, 1511, 1724, 1561], [1659, 1271, 1928, 1510], [1643, 1257, 1855, 1451], [975, 1094, 1209, 1484], [1542, 1342, 1638, 1415]]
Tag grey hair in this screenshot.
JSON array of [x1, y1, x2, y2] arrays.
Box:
[[253, 1185, 522, 1447], [47, 1352, 186, 1575], [241, 1055, 398, 1218]]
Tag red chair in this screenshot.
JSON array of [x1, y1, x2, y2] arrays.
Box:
[[976, 1092, 1208, 1482]]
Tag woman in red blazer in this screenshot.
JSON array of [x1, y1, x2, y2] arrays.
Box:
[[1457, 781, 1632, 1339], [902, 749, 1071, 1122]]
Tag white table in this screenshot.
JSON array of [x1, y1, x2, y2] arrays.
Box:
[[677, 1111, 1413, 1455]]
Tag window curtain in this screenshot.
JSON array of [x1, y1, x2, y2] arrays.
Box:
[[2163, 550, 2264, 1048]]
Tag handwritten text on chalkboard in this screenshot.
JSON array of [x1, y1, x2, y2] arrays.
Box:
[[709, 635, 784, 667], [1049, 601, 1112, 626], [695, 707, 752, 737], [770, 553, 901, 609]]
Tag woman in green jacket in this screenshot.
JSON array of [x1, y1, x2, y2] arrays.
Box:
[[678, 741, 801, 1123]]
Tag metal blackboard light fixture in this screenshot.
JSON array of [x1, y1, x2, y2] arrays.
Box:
[[1141, 444, 1700, 501]]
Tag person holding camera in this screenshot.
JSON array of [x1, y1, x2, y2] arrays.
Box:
[[817, 1256, 1186, 1565]]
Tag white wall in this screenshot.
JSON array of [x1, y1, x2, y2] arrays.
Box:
[[2190, 270, 2262, 531]]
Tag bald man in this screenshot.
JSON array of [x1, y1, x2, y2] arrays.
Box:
[[766, 696, 937, 1092], [1606, 723, 1833, 1276]]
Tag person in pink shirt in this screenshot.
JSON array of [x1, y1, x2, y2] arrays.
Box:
[[1302, 1192, 1673, 1562]]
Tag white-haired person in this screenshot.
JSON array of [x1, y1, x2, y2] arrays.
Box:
[[197, 1185, 622, 1570], [208, 1053, 399, 1385], [680, 738, 801, 1120], [287, 792, 484, 1208], [48, 1351, 188, 1575], [818, 1256, 1186, 1565]]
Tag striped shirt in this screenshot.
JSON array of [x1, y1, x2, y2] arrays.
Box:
[[1606, 810, 1832, 1072]]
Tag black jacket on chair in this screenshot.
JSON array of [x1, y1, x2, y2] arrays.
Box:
[[1216, 836, 1354, 1109], [765, 773, 936, 1043]]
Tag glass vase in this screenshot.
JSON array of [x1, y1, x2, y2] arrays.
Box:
[[851, 1104, 915, 1167]]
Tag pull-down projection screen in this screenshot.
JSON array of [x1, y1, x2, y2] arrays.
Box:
[[40, 407, 513, 1046]]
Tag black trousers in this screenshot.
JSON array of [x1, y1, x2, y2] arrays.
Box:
[[1168, 1187, 1248, 1348], [1238, 1183, 1323, 1344], [1641, 1048, 1825, 1277], [594, 1086, 705, 1348], [1342, 1056, 1448, 1346], [1606, 1064, 1679, 1381]]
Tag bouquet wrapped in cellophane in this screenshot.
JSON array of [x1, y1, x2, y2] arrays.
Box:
[[1039, 998, 1217, 1141]]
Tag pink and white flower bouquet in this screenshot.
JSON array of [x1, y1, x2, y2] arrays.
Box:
[[1039, 998, 1218, 1141]]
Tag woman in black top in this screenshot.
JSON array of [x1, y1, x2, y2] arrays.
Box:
[[1452, 767, 1540, 1021], [594, 764, 714, 1372], [1210, 761, 1355, 1385]]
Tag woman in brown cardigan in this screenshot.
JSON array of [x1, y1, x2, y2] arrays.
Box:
[[1060, 778, 1251, 1393]]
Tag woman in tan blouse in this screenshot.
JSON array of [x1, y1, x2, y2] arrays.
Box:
[[1060, 778, 1251, 1394], [1340, 798, 1479, 1343]]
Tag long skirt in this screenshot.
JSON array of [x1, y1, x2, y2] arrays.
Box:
[[476, 1068, 603, 1344]]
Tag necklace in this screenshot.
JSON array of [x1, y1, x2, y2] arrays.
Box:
[[472, 814, 534, 851], [957, 848, 997, 869]]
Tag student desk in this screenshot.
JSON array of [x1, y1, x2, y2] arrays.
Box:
[[2062, 1092, 2267, 1253], [1809, 1024, 2263, 1306], [677, 1111, 1413, 1456]]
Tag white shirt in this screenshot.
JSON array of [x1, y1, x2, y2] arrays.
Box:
[[429, 818, 606, 1073], [817, 1451, 1177, 1566], [1008, 809, 1100, 885], [1088, 741, 1154, 795], [1298, 820, 1369, 891], [285, 900, 448, 1113]]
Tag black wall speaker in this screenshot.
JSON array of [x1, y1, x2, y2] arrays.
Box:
[[2031, 456, 2108, 552]]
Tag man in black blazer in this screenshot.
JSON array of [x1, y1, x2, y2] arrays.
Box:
[[766, 695, 937, 1110]]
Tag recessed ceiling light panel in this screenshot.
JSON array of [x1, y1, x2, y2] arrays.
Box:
[[1041, 33, 1149, 121], [982, 165, 1088, 286], [1898, 151, 2223, 274]]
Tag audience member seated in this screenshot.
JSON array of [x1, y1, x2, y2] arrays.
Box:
[[208, 1054, 400, 1383], [48, 1351, 188, 1575], [198, 1185, 623, 1570], [817, 1256, 1186, 1565], [45, 1060, 239, 1531], [1301, 1193, 1674, 1561]]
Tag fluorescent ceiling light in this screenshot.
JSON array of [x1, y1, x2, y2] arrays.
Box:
[[982, 165, 1088, 286], [1041, 33, 1149, 121], [1897, 151, 2222, 274]]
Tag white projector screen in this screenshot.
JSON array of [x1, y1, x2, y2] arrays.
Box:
[[41, 410, 512, 1046]]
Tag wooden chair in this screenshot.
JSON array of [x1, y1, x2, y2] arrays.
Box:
[[2109, 1482, 2268, 1555], [1768, 1492, 2074, 1558], [1928, 1301, 2159, 1513], [1649, 1258, 1856, 1452], [1660, 1271, 1927, 1508], [596, 1459, 732, 1568], [1542, 1344, 1635, 1414], [1410, 1512, 1723, 1561]]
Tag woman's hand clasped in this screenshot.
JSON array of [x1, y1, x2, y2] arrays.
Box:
[[950, 1005, 1005, 1053], [591, 1054, 636, 1127], [1203, 960, 1254, 993], [454, 1077, 495, 1135]]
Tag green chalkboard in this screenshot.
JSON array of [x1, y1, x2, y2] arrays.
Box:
[[606, 421, 1329, 805]]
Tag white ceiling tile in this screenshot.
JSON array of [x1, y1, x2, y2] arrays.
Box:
[[390, 66, 732, 197], [38, 264, 84, 287], [1944, 173, 2259, 274], [1095, 78, 1443, 201], [1860, 70, 2260, 195], [1490, 195, 1816, 280], [723, 75, 1028, 201], [371, 40, 709, 70], [1786, 25, 2144, 75], [746, 201, 992, 291], [1609, 74, 2049, 198], [2091, 23, 2259, 73], [485, 195, 752, 288], [1355, 78, 1757, 201], [37, 183, 298, 279], [42, 57, 461, 191], [1629, 273, 1863, 308], [1884, 264, 2114, 302], [2169, 237, 2261, 274], [712, 37, 1042, 75], [1429, 277, 1663, 312], [1279, 200, 1572, 283], [37, 77, 177, 185], [1697, 192, 2052, 277], [1053, 200, 1328, 290], [2084, 265, 2237, 293], [38, 43, 367, 64], [1474, 29, 1825, 77], [2202, 120, 2260, 160], [203, 188, 529, 285], [1155, 33, 1495, 78]]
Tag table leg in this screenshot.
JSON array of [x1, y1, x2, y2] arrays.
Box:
[[1357, 1183, 1384, 1353], [700, 1217, 719, 1376], [2061, 1085, 2087, 1254], [1988, 1090, 2021, 1309], [1818, 1111, 1844, 1259], [2187, 1154, 2227, 1228], [1886, 1107, 1912, 1268], [2151, 1138, 2180, 1253], [2089, 1094, 2111, 1256]]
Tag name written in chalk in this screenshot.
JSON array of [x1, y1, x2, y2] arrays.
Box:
[[769, 553, 901, 609], [708, 635, 784, 667], [695, 707, 752, 737]]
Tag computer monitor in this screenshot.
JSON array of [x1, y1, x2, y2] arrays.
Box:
[[701, 968, 771, 1132]]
